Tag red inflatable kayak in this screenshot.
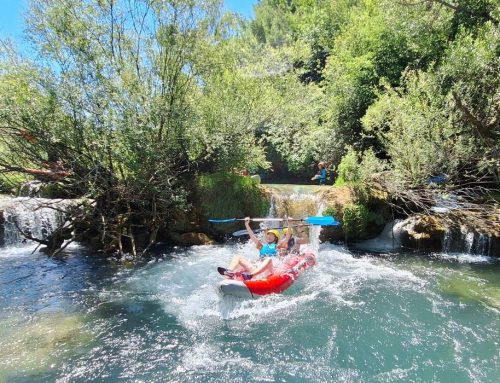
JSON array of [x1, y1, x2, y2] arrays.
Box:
[[218, 251, 316, 298]]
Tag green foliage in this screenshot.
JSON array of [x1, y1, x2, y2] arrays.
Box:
[[363, 71, 460, 186], [261, 74, 326, 173], [323, 189, 388, 240], [317, 1, 415, 167], [323, 206, 339, 219], [342, 202, 370, 239], [0, 0, 498, 252], [380, 0, 453, 69], [250, 0, 294, 47], [363, 22, 499, 186], [335, 146, 386, 184], [440, 23, 500, 180], [0, 0, 233, 253], [335, 147, 361, 186], [189, 69, 272, 172], [196, 173, 270, 225]]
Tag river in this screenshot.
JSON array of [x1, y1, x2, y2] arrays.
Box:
[[1, 239, 499, 382]]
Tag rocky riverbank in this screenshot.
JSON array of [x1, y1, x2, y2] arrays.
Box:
[[2, 184, 499, 257]]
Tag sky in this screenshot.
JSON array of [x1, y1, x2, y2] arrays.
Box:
[[0, 0, 28, 43], [0, 0, 256, 45], [223, 0, 256, 19]]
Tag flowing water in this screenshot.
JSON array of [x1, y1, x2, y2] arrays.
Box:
[[1, 243, 499, 382], [1, 191, 500, 382]]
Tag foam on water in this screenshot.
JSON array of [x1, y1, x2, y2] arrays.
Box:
[[0, 243, 39, 259], [121, 239, 431, 333], [1, 188, 499, 382], [123, 242, 325, 326], [431, 252, 496, 264], [1, 237, 499, 382]]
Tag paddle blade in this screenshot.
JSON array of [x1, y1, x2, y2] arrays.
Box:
[[208, 218, 237, 223], [304, 216, 340, 226], [232, 229, 250, 236]]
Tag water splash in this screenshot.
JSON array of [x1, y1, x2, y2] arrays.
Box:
[[352, 220, 406, 253], [1, 188, 499, 382], [264, 184, 327, 252], [1, 238, 499, 381]]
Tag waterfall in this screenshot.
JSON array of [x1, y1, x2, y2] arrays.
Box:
[[351, 219, 406, 253], [263, 185, 326, 249], [442, 226, 492, 256], [0, 197, 72, 247]]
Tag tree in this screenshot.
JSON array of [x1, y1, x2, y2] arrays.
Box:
[[0, 0, 225, 255]]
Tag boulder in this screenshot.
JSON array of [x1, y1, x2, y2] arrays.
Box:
[[169, 209, 201, 233], [170, 232, 216, 246], [398, 215, 446, 251]]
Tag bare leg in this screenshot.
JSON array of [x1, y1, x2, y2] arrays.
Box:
[[250, 258, 273, 278], [228, 255, 254, 272]]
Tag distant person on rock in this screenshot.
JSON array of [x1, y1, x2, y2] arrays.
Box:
[[241, 168, 261, 183], [311, 161, 328, 185]]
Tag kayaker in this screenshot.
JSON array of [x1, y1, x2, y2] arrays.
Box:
[[280, 224, 309, 255], [218, 217, 292, 280], [311, 161, 328, 185]]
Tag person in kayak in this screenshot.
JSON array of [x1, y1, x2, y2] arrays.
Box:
[[280, 224, 309, 255], [311, 161, 328, 185], [218, 217, 292, 280]]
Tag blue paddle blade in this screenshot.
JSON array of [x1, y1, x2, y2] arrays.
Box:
[[303, 216, 340, 226], [208, 218, 237, 223]]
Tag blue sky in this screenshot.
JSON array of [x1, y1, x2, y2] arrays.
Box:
[[223, 0, 256, 18], [0, 0, 28, 42], [0, 0, 256, 43]]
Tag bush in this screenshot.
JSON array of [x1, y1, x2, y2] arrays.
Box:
[[196, 173, 270, 232], [335, 147, 361, 186], [342, 202, 370, 239]]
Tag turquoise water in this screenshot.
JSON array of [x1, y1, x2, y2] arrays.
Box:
[[0, 241, 499, 382]]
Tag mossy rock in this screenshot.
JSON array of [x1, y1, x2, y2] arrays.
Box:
[[321, 186, 392, 242], [195, 172, 270, 235], [169, 209, 201, 233], [170, 232, 216, 246]]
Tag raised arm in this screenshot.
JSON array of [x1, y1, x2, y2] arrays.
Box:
[[296, 226, 309, 245], [278, 217, 293, 253], [284, 217, 292, 243], [245, 217, 262, 249]]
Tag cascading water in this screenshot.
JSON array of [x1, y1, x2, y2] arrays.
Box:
[[0, 187, 499, 382], [442, 226, 493, 257], [264, 184, 326, 250], [0, 197, 71, 246], [352, 219, 406, 253]]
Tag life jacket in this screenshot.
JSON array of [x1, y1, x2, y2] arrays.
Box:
[[259, 243, 278, 258], [319, 168, 327, 184]]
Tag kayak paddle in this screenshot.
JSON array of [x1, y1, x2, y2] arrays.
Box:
[[232, 223, 312, 237], [209, 216, 340, 226]]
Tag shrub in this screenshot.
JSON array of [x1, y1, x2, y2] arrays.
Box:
[[342, 202, 370, 239], [196, 173, 270, 232], [335, 146, 361, 186]]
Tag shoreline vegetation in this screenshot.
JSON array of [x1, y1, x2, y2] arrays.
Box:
[[0, 0, 498, 257]]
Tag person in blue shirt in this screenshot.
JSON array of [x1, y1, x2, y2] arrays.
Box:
[[218, 217, 291, 280], [311, 161, 328, 185]]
